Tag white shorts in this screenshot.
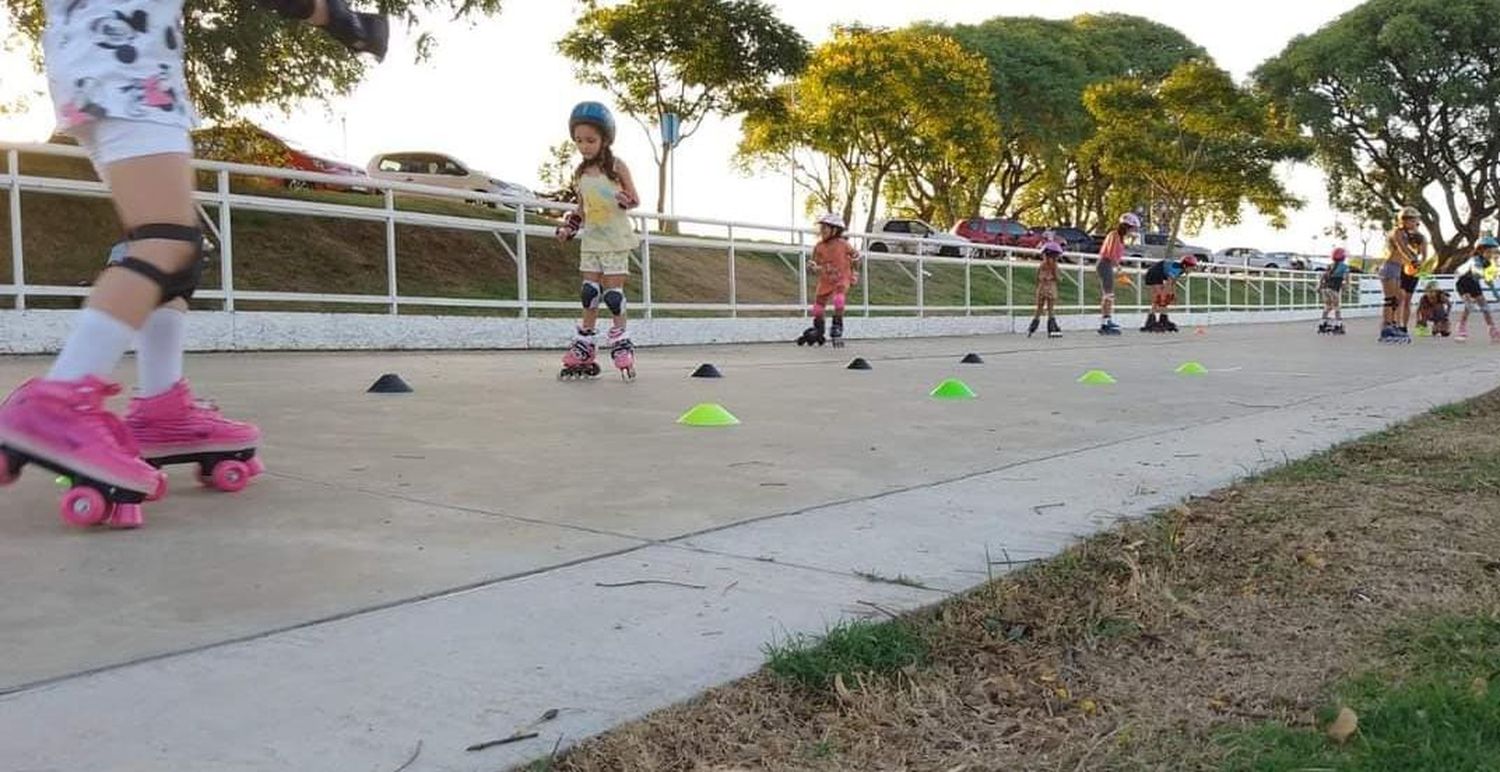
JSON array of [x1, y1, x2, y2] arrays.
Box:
[[73, 118, 192, 174], [580, 251, 631, 276]]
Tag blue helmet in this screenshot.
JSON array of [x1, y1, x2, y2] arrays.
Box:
[[1478, 236, 1499, 249], [569, 101, 616, 144]]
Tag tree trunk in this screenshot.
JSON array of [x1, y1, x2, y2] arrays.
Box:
[[656, 144, 676, 235], [864, 166, 890, 233]]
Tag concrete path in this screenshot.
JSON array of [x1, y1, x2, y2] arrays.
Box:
[[1, 321, 1496, 771]]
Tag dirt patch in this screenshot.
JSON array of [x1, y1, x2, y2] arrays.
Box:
[[544, 392, 1500, 771]]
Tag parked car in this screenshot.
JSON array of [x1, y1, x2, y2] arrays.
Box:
[[869, 218, 976, 258], [952, 217, 1042, 250], [1126, 232, 1212, 263], [191, 123, 371, 193], [1263, 251, 1309, 270], [1036, 226, 1102, 260], [367, 151, 534, 205]]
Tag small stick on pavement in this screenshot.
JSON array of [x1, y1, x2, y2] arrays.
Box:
[[722, 580, 740, 595], [391, 740, 422, 772], [466, 732, 540, 752], [858, 600, 901, 619], [1032, 502, 1065, 516], [595, 580, 707, 590]]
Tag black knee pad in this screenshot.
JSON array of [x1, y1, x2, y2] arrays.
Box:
[[1384, 296, 1400, 309], [107, 224, 207, 306], [581, 281, 602, 310], [603, 288, 626, 316]]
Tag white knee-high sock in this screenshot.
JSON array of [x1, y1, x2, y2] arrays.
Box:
[[136, 307, 186, 397], [47, 308, 137, 382]]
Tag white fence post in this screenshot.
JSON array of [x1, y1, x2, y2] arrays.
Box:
[[728, 223, 737, 318], [640, 220, 653, 320], [385, 189, 398, 315], [217, 170, 235, 312], [6, 149, 23, 311], [514, 203, 528, 320]]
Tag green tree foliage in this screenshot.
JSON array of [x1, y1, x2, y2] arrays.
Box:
[[558, 0, 808, 215], [1083, 61, 1307, 257], [536, 141, 578, 196], [1256, 0, 1500, 265], [3, 0, 504, 122]]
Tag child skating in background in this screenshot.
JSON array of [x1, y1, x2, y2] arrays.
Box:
[[1379, 206, 1424, 343], [797, 213, 860, 348], [1415, 281, 1452, 337], [556, 101, 642, 380], [1453, 237, 1500, 343], [1317, 247, 1350, 334], [1096, 213, 1139, 335], [0, 0, 386, 528], [1028, 241, 1064, 339], [1140, 254, 1198, 333]]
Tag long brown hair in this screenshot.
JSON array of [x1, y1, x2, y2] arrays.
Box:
[[574, 143, 623, 187]]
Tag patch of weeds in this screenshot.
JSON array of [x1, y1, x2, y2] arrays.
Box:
[[765, 619, 929, 691], [1216, 614, 1500, 772], [1090, 616, 1144, 642], [803, 739, 838, 760], [1432, 402, 1475, 420], [1261, 449, 1346, 484], [853, 570, 929, 589]]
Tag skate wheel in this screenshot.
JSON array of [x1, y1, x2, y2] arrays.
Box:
[[59, 486, 110, 527], [620, 367, 636, 382], [146, 473, 168, 503], [210, 460, 252, 493], [107, 503, 144, 530], [247, 456, 266, 477]]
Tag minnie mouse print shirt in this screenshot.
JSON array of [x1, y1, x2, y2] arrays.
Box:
[[43, 0, 195, 132]]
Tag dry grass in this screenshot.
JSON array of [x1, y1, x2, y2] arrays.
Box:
[[543, 392, 1500, 772]]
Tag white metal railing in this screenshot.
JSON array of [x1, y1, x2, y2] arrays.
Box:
[[2, 141, 1373, 320]]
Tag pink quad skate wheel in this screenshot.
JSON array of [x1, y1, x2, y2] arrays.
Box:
[[58, 487, 109, 527], [107, 503, 144, 529], [147, 473, 168, 503], [0, 458, 17, 486], [210, 460, 251, 493], [247, 456, 266, 477]]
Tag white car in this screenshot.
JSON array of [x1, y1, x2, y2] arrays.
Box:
[[1126, 232, 1212, 263], [367, 151, 534, 204], [1213, 247, 1306, 271], [866, 218, 975, 258]]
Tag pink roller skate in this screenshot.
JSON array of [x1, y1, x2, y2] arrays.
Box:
[[0, 377, 165, 528], [126, 380, 263, 495], [559, 328, 600, 380], [1456, 321, 1469, 342], [1490, 325, 1500, 344], [608, 326, 636, 382]]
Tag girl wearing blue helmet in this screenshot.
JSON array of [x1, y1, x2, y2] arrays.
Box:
[[556, 101, 643, 380], [1454, 236, 1500, 343]]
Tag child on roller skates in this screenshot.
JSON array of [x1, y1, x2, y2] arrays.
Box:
[[1415, 281, 1451, 337], [1317, 248, 1350, 334], [1140, 254, 1197, 332], [1095, 213, 1139, 335], [0, 0, 386, 529], [1379, 206, 1424, 343], [798, 213, 859, 348], [1028, 241, 1064, 338], [1453, 237, 1500, 343], [555, 101, 642, 380]]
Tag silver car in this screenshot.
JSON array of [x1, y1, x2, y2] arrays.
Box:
[[866, 218, 976, 258], [367, 151, 534, 205]]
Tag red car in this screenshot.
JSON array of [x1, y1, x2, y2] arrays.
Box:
[[192, 123, 371, 193], [952, 217, 1044, 250]]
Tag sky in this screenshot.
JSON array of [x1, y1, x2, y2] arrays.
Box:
[[0, 0, 1372, 254]]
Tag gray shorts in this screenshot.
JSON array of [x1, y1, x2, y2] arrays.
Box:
[[1097, 261, 1117, 293], [1380, 261, 1402, 282]]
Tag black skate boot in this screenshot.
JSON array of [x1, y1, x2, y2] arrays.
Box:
[[1027, 317, 1041, 338], [830, 317, 846, 348], [1160, 314, 1180, 333], [1141, 313, 1160, 333], [1047, 316, 1062, 338], [796, 316, 827, 347], [1317, 320, 1331, 334]]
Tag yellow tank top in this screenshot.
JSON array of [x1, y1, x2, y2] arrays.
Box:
[[577, 172, 639, 254]]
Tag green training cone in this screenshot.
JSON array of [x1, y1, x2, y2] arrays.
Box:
[[1176, 361, 1208, 376], [1078, 370, 1117, 385], [930, 379, 977, 400], [677, 403, 740, 427]]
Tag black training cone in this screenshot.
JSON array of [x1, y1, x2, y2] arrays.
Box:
[[691, 363, 723, 378], [961, 353, 985, 364], [847, 357, 873, 370], [368, 373, 413, 393]]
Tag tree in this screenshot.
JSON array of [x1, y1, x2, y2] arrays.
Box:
[[537, 141, 578, 196], [1256, 0, 1500, 266], [1082, 61, 1307, 257], [558, 0, 808, 215], [4, 1, 504, 122], [736, 84, 863, 225]]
